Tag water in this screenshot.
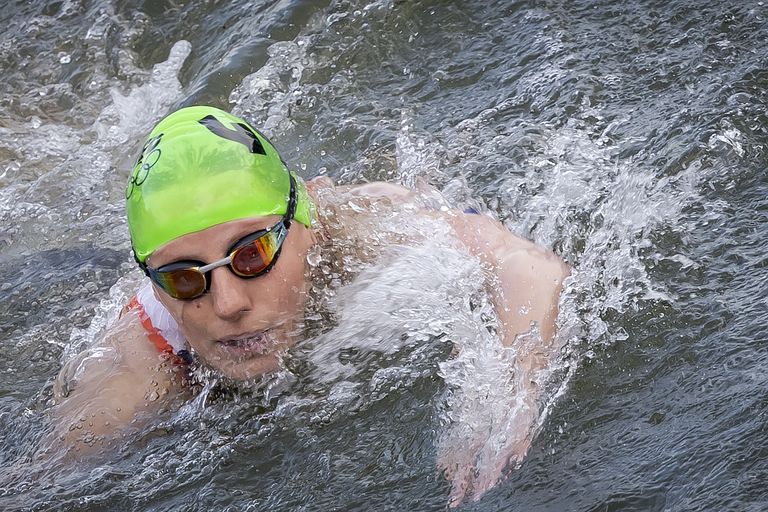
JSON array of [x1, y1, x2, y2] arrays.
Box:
[[1, 0, 767, 510]]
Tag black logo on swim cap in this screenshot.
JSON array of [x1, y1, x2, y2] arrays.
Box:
[[198, 115, 266, 155], [126, 133, 163, 199]]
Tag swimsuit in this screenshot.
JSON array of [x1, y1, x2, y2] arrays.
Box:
[[126, 283, 193, 365]]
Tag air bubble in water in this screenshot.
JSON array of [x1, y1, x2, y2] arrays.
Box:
[[58, 52, 71, 64]]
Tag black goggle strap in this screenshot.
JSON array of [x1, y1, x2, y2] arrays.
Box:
[[284, 174, 297, 229], [273, 220, 289, 247], [245, 119, 297, 227], [133, 246, 150, 277]]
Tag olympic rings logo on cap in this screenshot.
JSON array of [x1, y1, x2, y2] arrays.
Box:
[[126, 133, 163, 199]]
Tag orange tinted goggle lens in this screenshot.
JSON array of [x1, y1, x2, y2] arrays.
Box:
[[153, 268, 207, 300], [231, 231, 279, 276]]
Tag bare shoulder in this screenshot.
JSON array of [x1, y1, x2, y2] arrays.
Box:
[[306, 177, 420, 246], [47, 309, 184, 455], [306, 176, 414, 206], [340, 181, 413, 199]]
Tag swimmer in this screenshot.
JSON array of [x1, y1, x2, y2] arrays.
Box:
[[49, 106, 569, 504]]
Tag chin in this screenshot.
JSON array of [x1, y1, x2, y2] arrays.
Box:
[[213, 352, 283, 381]]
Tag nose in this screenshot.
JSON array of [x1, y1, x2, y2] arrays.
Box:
[[209, 266, 252, 320]]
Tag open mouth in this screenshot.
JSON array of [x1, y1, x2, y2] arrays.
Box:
[[217, 330, 278, 356]]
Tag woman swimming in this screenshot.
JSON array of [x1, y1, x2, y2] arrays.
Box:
[[50, 105, 569, 504]]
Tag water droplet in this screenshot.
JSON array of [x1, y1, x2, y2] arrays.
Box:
[[58, 52, 71, 64], [347, 200, 365, 213], [306, 245, 322, 267]]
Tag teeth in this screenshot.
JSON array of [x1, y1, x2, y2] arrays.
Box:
[[220, 332, 274, 353]]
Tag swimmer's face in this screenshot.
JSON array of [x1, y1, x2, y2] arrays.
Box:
[[148, 217, 315, 380]]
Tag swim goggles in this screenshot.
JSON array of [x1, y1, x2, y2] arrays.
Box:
[[137, 176, 297, 300]]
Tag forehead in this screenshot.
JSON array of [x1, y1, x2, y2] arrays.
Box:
[[148, 216, 281, 265]]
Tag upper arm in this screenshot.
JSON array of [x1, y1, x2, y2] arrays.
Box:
[[48, 311, 181, 454], [445, 212, 570, 347]]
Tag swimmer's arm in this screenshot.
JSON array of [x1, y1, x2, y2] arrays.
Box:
[[324, 177, 570, 347], [460, 216, 568, 458], [45, 311, 180, 456], [307, 177, 413, 200], [335, 179, 569, 502], [322, 177, 570, 348], [449, 211, 569, 375], [441, 212, 568, 504]]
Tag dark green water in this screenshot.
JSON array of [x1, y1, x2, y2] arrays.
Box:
[[1, 0, 767, 510]]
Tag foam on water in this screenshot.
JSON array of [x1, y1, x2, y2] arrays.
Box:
[[96, 40, 192, 146], [302, 241, 487, 385], [229, 40, 309, 136], [0, 38, 191, 261]]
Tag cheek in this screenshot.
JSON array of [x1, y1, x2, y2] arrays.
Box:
[[252, 276, 298, 311], [271, 254, 309, 302], [155, 290, 213, 348], [176, 301, 213, 345]]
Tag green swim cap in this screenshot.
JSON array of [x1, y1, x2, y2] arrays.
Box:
[[126, 106, 313, 263]]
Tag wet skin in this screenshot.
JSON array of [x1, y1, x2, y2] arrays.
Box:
[[148, 216, 316, 380]]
